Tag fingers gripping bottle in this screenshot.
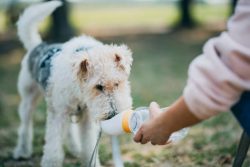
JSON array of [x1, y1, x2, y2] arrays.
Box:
[[101, 107, 189, 142]]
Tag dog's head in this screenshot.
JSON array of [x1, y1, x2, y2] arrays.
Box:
[[73, 44, 133, 121]]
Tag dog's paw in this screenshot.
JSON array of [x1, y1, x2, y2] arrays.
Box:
[[13, 145, 32, 159]]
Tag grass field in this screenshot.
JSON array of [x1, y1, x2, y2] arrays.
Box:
[[0, 3, 230, 34], [0, 3, 249, 167]]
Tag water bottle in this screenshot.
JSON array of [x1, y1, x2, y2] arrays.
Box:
[[101, 107, 189, 142]]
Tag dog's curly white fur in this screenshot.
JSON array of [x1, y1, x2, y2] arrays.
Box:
[[13, 1, 133, 166]]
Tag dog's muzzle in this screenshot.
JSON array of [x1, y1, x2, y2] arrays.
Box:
[[105, 94, 118, 120]]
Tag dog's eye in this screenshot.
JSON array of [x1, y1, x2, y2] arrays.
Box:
[[96, 84, 104, 91]]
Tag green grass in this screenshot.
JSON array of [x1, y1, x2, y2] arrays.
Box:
[[70, 3, 229, 32], [193, 4, 230, 24], [0, 3, 229, 34], [0, 3, 249, 167], [71, 4, 179, 31], [0, 12, 7, 33]]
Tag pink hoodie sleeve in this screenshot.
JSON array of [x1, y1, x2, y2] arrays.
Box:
[[183, 0, 250, 119]]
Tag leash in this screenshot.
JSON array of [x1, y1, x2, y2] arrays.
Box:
[[88, 129, 102, 167]]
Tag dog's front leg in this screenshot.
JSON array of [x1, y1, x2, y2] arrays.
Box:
[[41, 108, 68, 167]]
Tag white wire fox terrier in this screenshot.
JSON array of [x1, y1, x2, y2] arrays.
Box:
[[13, 1, 133, 166]]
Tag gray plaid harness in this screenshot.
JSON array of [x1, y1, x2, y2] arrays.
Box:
[[28, 43, 62, 89]]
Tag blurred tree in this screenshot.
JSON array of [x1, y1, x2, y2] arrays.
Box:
[[178, 0, 195, 28], [45, 0, 75, 42], [0, 93, 3, 114], [231, 0, 238, 15]]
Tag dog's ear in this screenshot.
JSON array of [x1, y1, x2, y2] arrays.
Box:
[[114, 45, 133, 75], [78, 59, 89, 81], [114, 53, 125, 71]]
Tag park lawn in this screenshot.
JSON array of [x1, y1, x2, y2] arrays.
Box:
[[0, 28, 248, 167]]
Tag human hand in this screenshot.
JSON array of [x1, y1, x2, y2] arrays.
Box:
[[133, 102, 171, 145]]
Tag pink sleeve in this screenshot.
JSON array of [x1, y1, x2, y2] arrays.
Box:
[[183, 0, 250, 119]]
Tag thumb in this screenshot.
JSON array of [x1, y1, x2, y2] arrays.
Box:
[[149, 102, 161, 119]]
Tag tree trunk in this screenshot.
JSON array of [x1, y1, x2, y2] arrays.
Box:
[[178, 0, 194, 28], [46, 0, 75, 42]]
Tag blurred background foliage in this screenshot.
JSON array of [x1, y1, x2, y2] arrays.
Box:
[[0, 0, 249, 166]]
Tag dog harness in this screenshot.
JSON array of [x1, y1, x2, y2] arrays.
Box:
[[28, 43, 62, 89]]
